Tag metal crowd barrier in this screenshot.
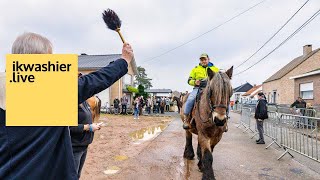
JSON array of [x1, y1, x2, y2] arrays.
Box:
[[237, 107, 255, 133], [278, 114, 320, 163], [233, 104, 243, 112], [267, 105, 277, 112], [236, 109, 320, 163], [251, 111, 282, 149], [264, 111, 281, 149], [267, 105, 318, 118], [298, 108, 317, 117]]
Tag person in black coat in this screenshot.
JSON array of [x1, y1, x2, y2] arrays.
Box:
[[113, 97, 120, 114], [254, 92, 268, 144], [69, 74, 103, 179], [0, 32, 133, 180]]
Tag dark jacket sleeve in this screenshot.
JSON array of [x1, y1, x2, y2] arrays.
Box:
[[290, 101, 297, 108], [69, 124, 84, 134], [255, 103, 260, 119], [78, 59, 128, 104]]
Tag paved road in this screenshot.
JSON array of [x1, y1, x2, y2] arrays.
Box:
[[110, 112, 320, 180]]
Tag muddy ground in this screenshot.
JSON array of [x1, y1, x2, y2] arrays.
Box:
[[80, 114, 173, 180]]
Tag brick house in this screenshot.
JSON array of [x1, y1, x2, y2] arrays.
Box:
[[289, 69, 320, 106], [263, 45, 320, 104], [78, 54, 138, 107]]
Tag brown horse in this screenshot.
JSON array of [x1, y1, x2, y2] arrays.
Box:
[[86, 96, 101, 123], [171, 95, 183, 114], [181, 67, 233, 180], [78, 73, 101, 123]]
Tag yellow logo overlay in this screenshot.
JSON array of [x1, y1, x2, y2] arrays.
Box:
[[6, 54, 78, 126]]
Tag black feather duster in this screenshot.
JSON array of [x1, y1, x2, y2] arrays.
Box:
[[102, 9, 125, 43]]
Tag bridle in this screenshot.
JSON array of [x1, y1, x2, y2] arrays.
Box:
[[197, 72, 228, 126]]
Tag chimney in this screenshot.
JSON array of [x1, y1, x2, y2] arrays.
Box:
[[80, 53, 87, 55], [303, 44, 312, 56]]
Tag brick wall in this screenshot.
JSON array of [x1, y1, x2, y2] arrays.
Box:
[[263, 50, 320, 104], [294, 74, 320, 106]]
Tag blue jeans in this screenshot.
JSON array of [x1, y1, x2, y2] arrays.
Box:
[[73, 148, 88, 179], [184, 88, 199, 115], [134, 108, 139, 118]]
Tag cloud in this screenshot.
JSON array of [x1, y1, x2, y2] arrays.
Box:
[[1, 0, 319, 92]]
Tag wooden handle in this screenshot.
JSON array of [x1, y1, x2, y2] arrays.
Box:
[[116, 28, 125, 44]]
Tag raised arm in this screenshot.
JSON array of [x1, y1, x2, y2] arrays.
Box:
[[78, 43, 133, 104]]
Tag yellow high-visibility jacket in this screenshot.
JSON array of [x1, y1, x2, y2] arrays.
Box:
[[188, 62, 219, 86]]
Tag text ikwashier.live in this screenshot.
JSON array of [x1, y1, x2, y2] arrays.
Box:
[[10, 61, 72, 83]]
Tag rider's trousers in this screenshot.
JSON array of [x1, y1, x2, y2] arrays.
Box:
[[184, 88, 199, 115]]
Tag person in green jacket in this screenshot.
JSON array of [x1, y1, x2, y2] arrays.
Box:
[[183, 53, 219, 129]]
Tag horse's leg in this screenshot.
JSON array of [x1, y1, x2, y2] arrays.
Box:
[[197, 143, 203, 172], [197, 143, 201, 160], [199, 134, 215, 180], [183, 130, 195, 160]]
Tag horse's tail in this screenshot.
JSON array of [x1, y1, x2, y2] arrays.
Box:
[[93, 96, 101, 123], [96, 96, 101, 115]]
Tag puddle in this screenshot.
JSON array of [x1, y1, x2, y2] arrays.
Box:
[[103, 166, 120, 175], [129, 125, 167, 144], [114, 155, 128, 161]]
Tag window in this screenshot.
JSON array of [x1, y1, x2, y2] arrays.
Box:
[[300, 82, 313, 99]]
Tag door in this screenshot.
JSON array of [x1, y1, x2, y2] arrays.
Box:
[[273, 91, 277, 103]]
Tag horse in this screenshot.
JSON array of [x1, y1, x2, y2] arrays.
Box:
[[160, 98, 166, 114], [86, 96, 101, 123], [78, 73, 101, 123], [180, 67, 233, 180], [171, 96, 182, 113]]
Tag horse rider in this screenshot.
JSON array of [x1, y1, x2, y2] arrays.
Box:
[[183, 53, 219, 129]]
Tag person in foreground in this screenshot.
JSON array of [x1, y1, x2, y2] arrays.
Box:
[[0, 32, 133, 180], [254, 92, 268, 144]]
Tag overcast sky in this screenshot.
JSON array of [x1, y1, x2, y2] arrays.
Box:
[[0, 0, 319, 92]]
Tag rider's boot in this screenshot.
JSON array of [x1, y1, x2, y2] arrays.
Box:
[[183, 114, 192, 130]]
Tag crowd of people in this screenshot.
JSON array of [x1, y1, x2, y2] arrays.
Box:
[[112, 96, 172, 118]]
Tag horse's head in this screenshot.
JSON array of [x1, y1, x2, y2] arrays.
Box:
[[206, 66, 233, 121]]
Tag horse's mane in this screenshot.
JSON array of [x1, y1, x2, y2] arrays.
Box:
[[208, 72, 232, 106]]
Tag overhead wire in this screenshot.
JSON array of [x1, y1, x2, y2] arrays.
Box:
[[235, 0, 310, 69], [234, 8, 320, 76], [142, 0, 267, 64]]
